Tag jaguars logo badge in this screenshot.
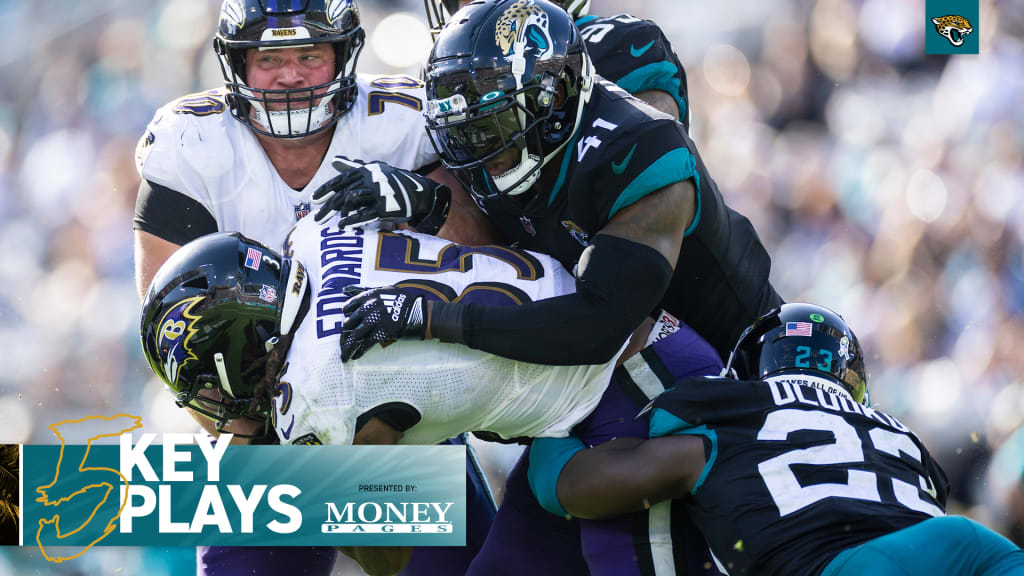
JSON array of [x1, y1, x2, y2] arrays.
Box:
[[495, 0, 554, 62], [930, 15, 973, 47]]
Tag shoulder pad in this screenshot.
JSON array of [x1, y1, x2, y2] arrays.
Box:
[[137, 88, 236, 187], [357, 73, 427, 117]]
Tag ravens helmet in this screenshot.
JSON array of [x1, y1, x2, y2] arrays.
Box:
[[725, 303, 869, 405], [424, 0, 593, 213], [424, 0, 590, 40], [140, 232, 308, 437], [214, 0, 365, 138]]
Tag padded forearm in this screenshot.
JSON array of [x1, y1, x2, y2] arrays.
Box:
[[430, 235, 673, 365]]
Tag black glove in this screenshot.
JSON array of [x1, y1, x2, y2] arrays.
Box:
[[311, 157, 451, 234], [339, 285, 427, 361]]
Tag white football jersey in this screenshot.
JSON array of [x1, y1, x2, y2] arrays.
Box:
[[135, 74, 437, 249], [274, 218, 623, 446]]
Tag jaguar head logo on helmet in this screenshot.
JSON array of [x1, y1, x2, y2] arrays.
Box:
[[424, 0, 590, 40], [213, 0, 366, 139], [423, 0, 594, 213], [494, 0, 553, 62]]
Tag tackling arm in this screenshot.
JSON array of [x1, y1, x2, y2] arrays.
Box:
[[423, 179, 694, 364], [530, 434, 706, 519], [133, 179, 218, 300]]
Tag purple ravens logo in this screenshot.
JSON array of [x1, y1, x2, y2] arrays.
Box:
[[156, 296, 204, 387]]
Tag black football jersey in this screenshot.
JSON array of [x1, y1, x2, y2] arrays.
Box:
[[647, 376, 950, 576], [483, 79, 781, 359], [577, 13, 690, 130]]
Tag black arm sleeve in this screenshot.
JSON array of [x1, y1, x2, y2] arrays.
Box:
[[133, 179, 218, 245], [430, 234, 673, 365]]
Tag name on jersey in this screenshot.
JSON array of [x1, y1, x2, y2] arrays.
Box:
[[767, 377, 909, 432], [316, 226, 364, 339]]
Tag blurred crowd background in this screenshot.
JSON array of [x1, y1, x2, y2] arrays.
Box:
[[0, 0, 1021, 573]]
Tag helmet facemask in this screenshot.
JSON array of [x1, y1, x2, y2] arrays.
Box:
[[173, 325, 284, 439], [425, 53, 593, 214], [424, 0, 463, 40], [213, 0, 366, 139]]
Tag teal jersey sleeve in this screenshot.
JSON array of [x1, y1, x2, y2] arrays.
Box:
[[578, 14, 689, 128], [571, 111, 699, 224], [527, 436, 588, 517]]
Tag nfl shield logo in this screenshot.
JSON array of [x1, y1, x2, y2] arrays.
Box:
[[259, 284, 278, 303], [294, 202, 311, 220], [520, 216, 536, 236]]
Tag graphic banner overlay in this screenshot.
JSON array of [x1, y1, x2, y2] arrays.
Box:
[[925, 0, 979, 55], [23, 430, 465, 553]]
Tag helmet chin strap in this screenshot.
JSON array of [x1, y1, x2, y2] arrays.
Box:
[[493, 147, 542, 196]]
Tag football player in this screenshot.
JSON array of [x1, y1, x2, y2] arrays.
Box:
[[532, 304, 1024, 576], [132, 1, 489, 574], [312, 1, 778, 572], [424, 0, 689, 125], [139, 214, 723, 575]]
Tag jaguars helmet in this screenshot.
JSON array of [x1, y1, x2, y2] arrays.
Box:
[[725, 303, 869, 405], [140, 232, 307, 437], [214, 0, 365, 139], [424, 0, 590, 40], [424, 0, 594, 213]]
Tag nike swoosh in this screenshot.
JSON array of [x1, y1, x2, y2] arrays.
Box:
[[631, 40, 656, 58], [612, 144, 638, 175], [281, 415, 295, 440]]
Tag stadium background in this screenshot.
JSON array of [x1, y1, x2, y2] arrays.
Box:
[[0, 0, 1021, 573]]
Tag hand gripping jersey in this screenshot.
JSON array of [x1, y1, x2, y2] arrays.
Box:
[[134, 74, 436, 249], [274, 218, 623, 446], [576, 13, 690, 128], [483, 79, 781, 359], [647, 375, 950, 576]]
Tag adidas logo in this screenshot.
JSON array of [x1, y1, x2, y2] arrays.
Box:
[[380, 293, 405, 321]]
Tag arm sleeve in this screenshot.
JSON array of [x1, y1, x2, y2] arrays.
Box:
[[430, 234, 673, 365], [133, 179, 218, 245]]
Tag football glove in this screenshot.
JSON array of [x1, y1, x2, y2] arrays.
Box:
[[339, 285, 427, 361], [311, 157, 451, 235]]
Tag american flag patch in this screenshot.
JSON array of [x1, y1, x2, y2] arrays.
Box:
[[245, 247, 262, 271], [785, 322, 813, 337]]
